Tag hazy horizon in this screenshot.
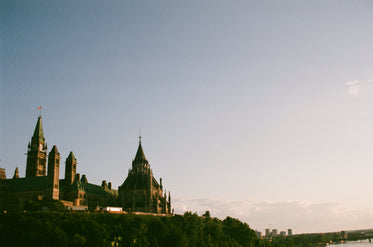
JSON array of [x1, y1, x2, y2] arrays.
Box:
[[1, 0, 373, 234]]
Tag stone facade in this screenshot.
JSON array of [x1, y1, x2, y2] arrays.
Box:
[[0, 116, 117, 211], [0, 116, 172, 214]]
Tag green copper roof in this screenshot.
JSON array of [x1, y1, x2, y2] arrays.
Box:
[[32, 116, 45, 143]]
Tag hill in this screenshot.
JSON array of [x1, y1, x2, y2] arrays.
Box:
[[0, 211, 263, 247]]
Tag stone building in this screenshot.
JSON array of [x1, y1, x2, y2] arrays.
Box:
[[0, 115, 172, 214], [118, 138, 172, 214], [0, 116, 117, 211]]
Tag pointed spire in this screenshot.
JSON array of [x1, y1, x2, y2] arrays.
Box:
[[81, 174, 88, 183], [50, 145, 59, 154], [134, 138, 147, 162], [67, 151, 76, 161], [13, 167, 19, 179], [32, 116, 45, 143]]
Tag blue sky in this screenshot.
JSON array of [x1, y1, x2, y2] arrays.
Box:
[[1, 0, 373, 233]]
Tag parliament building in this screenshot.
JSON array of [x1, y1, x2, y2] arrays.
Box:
[[0, 116, 172, 214]]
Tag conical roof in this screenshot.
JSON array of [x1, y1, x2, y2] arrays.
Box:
[[32, 116, 44, 143], [134, 142, 147, 162]]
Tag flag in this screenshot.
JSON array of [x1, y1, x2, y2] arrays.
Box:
[[37, 106, 41, 110]]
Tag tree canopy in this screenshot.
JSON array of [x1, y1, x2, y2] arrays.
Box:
[[0, 211, 262, 247]]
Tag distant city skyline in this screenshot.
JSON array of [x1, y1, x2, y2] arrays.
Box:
[[1, 0, 373, 233]]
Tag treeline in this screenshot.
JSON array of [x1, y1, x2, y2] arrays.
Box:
[[271, 232, 345, 247], [0, 211, 266, 247]]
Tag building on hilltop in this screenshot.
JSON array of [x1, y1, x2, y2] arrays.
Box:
[[0, 116, 118, 211], [26, 115, 47, 177], [0, 115, 172, 215], [118, 137, 172, 214]]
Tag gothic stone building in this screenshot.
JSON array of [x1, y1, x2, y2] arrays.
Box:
[[0, 116, 117, 211], [119, 139, 171, 214], [0, 116, 172, 214]]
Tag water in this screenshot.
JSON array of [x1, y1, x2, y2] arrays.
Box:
[[330, 239, 373, 247]]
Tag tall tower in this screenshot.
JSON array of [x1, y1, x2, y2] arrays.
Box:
[[64, 151, 77, 201], [26, 116, 47, 177], [47, 145, 60, 200], [65, 151, 77, 186]]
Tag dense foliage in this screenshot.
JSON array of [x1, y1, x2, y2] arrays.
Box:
[[23, 198, 66, 212], [270, 232, 351, 247], [0, 211, 264, 247]]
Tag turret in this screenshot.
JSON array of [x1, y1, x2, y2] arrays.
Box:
[[81, 174, 88, 183], [13, 167, 19, 179], [65, 151, 77, 186], [168, 191, 172, 214], [47, 145, 60, 200], [101, 180, 108, 189]]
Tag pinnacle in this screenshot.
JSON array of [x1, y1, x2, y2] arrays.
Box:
[[32, 116, 45, 143], [134, 142, 147, 162], [67, 151, 76, 161], [50, 145, 59, 154]]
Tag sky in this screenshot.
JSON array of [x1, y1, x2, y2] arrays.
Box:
[[1, 0, 373, 234]]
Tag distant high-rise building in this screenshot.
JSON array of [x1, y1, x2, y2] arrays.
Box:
[[280, 231, 286, 236], [288, 229, 293, 236], [265, 229, 270, 236], [272, 229, 278, 236], [255, 230, 262, 238]]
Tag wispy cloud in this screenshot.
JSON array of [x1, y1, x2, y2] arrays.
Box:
[[345, 79, 373, 96], [173, 196, 373, 234]]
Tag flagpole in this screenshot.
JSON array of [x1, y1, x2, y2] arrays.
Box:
[[37, 106, 42, 117]]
